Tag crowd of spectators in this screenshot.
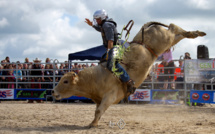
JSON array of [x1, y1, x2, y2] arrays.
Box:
[[143, 52, 192, 90], [0, 52, 191, 91], [0, 56, 97, 89]]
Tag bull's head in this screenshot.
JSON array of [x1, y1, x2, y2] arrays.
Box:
[[52, 71, 79, 100]]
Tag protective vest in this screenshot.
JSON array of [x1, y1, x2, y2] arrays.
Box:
[[157, 64, 164, 78], [101, 18, 119, 48], [174, 67, 183, 80]]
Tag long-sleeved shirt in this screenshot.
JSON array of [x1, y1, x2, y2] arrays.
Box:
[[13, 70, 22, 80], [160, 50, 173, 63]]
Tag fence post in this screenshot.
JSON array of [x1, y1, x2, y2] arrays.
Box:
[[15, 62, 18, 89], [151, 65, 155, 89], [53, 59, 59, 89], [183, 60, 188, 104]]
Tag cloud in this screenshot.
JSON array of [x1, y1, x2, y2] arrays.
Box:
[[0, 0, 214, 62], [188, 0, 213, 10], [23, 47, 47, 55], [0, 17, 9, 28]]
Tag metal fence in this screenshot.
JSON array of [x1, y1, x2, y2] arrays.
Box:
[[0, 60, 214, 103]]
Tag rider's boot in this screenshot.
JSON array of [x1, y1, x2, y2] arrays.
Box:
[[126, 79, 136, 94], [123, 79, 136, 103]]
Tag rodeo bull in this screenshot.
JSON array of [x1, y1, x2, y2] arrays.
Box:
[[52, 21, 206, 128]]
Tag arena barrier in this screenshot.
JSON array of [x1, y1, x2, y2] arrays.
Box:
[[0, 59, 215, 104], [0, 88, 91, 101], [190, 90, 215, 104], [128, 89, 179, 104], [0, 89, 46, 100]]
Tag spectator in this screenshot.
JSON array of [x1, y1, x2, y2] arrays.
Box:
[[41, 64, 45, 70], [30, 58, 42, 89], [29, 58, 43, 103], [0, 65, 2, 88], [43, 65, 51, 89], [46, 58, 51, 64], [8, 63, 13, 70], [175, 60, 184, 89], [60, 63, 65, 69], [64, 61, 69, 73], [7, 69, 15, 89], [5, 56, 10, 64], [24, 57, 29, 63], [160, 49, 175, 89], [183, 52, 193, 90], [41, 64, 46, 88], [58, 65, 65, 81], [86, 63, 89, 68], [48, 64, 54, 88], [22, 63, 30, 88], [91, 63, 96, 67], [20, 63, 23, 70], [73, 63, 79, 74], [180, 52, 191, 73], [71, 64, 74, 69], [156, 61, 165, 89], [13, 64, 22, 88], [78, 64, 82, 71], [25, 57, 31, 69], [1, 60, 8, 88], [54, 64, 59, 75], [181, 52, 191, 70], [82, 64, 88, 69], [184, 52, 191, 60], [11, 62, 16, 69]]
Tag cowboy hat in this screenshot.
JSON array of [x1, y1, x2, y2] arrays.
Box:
[[33, 58, 42, 62]]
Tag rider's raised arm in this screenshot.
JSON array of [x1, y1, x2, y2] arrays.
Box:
[[85, 18, 101, 32], [92, 24, 101, 32]]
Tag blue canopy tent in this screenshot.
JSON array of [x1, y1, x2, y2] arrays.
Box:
[[68, 45, 106, 61], [67, 45, 106, 101]]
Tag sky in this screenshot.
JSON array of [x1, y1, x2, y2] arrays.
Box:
[[0, 0, 214, 63]]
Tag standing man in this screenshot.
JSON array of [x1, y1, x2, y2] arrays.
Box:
[[160, 49, 175, 89], [85, 9, 136, 94]]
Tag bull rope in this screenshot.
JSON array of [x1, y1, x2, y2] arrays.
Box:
[[111, 20, 134, 78]]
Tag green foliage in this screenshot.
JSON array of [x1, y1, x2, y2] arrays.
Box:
[[111, 27, 131, 78]]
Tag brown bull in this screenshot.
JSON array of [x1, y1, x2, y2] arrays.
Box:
[[52, 22, 206, 128]]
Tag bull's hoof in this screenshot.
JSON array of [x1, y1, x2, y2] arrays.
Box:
[[123, 92, 130, 103], [88, 123, 98, 128], [197, 31, 206, 36], [123, 97, 128, 103], [183, 31, 206, 38]]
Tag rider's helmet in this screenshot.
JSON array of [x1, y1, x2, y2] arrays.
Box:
[[93, 9, 108, 20]]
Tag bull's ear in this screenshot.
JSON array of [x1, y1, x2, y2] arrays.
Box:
[[72, 72, 78, 84], [72, 73, 76, 77]]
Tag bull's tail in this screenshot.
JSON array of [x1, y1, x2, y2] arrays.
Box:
[[143, 21, 169, 29]]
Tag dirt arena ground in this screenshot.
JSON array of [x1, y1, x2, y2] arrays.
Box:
[[0, 101, 215, 134]]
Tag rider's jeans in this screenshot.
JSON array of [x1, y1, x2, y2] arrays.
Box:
[[106, 48, 130, 83]]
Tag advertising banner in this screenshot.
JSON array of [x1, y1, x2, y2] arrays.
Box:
[[190, 90, 215, 104], [214, 93, 215, 103], [184, 59, 215, 83], [151, 89, 179, 103], [0, 89, 14, 99], [15, 89, 46, 100], [129, 89, 150, 101]]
